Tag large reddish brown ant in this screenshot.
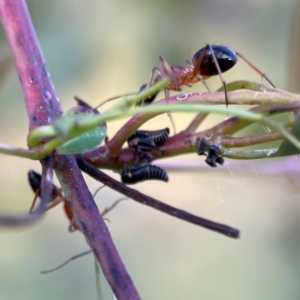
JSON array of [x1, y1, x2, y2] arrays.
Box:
[[146, 44, 275, 107]]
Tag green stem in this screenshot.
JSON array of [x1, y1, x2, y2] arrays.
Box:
[[0, 143, 42, 159], [223, 148, 278, 159], [262, 118, 300, 151], [27, 125, 56, 147]]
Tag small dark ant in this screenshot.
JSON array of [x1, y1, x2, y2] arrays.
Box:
[[28, 170, 125, 231], [197, 139, 224, 167], [147, 44, 275, 107], [127, 127, 170, 162], [28, 170, 80, 231], [135, 84, 160, 106], [121, 164, 169, 184]]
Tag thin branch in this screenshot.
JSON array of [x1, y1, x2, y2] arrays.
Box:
[[77, 156, 240, 238], [55, 155, 141, 300], [184, 113, 208, 133], [223, 148, 278, 159], [220, 132, 283, 148], [105, 91, 299, 155], [0, 0, 63, 131], [0, 2, 140, 299]]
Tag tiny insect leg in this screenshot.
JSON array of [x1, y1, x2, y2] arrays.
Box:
[[101, 197, 127, 218], [164, 89, 177, 134], [236, 52, 275, 87], [29, 189, 40, 213], [193, 44, 229, 106], [153, 57, 177, 133]]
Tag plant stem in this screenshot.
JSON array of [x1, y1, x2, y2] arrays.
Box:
[[0, 0, 62, 131]]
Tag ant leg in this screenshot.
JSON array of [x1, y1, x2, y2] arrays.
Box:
[[236, 52, 275, 87], [164, 89, 177, 134], [185, 113, 208, 133], [44, 195, 65, 211], [93, 185, 105, 198], [146, 67, 161, 89], [142, 67, 161, 106], [158, 56, 173, 75], [193, 44, 229, 106], [207, 44, 229, 106], [41, 250, 93, 274], [68, 217, 79, 232], [29, 189, 40, 213], [94, 92, 136, 109], [192, 44, 210, 77], [100, 197, 127, 217], [202, 80, 211, 92]]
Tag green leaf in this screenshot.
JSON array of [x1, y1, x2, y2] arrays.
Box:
[[274, 111, 300, 157], [56, 106, 107, 154]]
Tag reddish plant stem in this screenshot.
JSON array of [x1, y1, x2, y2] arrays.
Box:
[[106, 92, 298, 156], [84, 128, 284, 170], [84, 103, 289, 170], [55, 155, 141, 300], [0, 1, 140, 298], [184, 113, 208, 133], [0, 0, 62, 132]]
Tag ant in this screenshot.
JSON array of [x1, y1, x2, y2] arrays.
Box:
[[121, 164, 169, 184], [146, 44, 275, 107], [197, 139, 224, 167], [127, 127, 170, 162], [28, 170, 125, 231]]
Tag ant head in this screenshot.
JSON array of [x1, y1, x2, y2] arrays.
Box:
[[192, 45, 237, 76]]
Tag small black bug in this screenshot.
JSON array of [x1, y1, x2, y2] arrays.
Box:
[[128, 128, 170, 162], [121, 164, 169, 184], [197, 139, 224, 167], [205, 145, 224, 167]]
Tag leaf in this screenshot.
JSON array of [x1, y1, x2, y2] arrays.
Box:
[[55, 106, 107, 154]]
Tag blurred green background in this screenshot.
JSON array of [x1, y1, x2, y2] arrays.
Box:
[[1, 0, 300, 299]]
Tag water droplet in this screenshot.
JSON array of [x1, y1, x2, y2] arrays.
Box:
[[43, 90, 52, 100], [32, 115, 38, 122], [29, 76, 36, 83], [48, 117, 52, 123], [39, 105, 44, 111], [41, 66, 49, 77], [56, 97, 60, 102], [177, 93, 189, 101]]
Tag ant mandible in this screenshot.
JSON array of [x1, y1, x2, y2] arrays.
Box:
[[146, 44, 275, 107]]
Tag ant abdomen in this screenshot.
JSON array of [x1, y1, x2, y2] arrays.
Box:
[[192, 45, 237, 77], [121, 165, 169, 184]]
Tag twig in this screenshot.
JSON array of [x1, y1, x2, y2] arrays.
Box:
[[55, 155, 141, 300], [77, 156, 240, 238]]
